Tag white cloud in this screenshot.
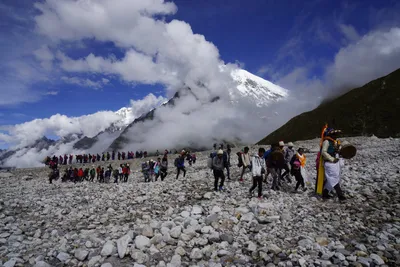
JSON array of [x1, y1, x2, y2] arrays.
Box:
[[326, 27, 400, 91], [129, 93, 167, 118], [35, 0, 234, 101], [61, 76, 109, 89], [33, 45, 54, 70], [44, 91, 59, 96], [339, 24, 360, 43], [0, 111, 122, 150], [275, 27, 400, 103]]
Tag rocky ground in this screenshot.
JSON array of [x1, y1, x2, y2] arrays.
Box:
[[0, 136, 399, 267]]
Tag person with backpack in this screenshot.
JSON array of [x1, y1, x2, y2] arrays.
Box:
[[239, 147, 251, 182], [84, 168, 89, 181], [142, 161, 150, 182], [290, 148, 307, 192], [222, 149, 230, 180], [267, 144, 285, 190], [148, 160, 155, 181], [212, 150, 226, 191], [263, 145, 273, 182], [175, 153, 186, 179], [99, 167, 105, 183], [154, 158, 161, 181], [113, 168, 119, 183], [89, 167, 96, 182], [249, 147, 266, 199], [282, 142, 295, 182], [123, 164, 130, 182], [160, 156, 168, 181]]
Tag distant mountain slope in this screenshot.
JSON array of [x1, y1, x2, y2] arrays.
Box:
[[257, 68, 400, 145]]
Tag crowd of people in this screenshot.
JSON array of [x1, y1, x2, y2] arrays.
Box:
[[208, 126, 348, 202], [47, 126, 348, 202], [44, 149, 178, 168]]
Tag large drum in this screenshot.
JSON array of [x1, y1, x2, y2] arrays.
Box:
[[340, 142, 357, 159]]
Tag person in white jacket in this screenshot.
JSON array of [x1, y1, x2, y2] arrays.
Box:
[[239, 147, 251, 182], [249, 148, 266, 199]]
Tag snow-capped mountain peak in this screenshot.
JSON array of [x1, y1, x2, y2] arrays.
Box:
[[230, 69, 288, 107], [115, 107, 135, 126]]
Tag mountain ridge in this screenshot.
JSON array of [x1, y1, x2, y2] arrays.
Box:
[[257, 68, 400, 145]]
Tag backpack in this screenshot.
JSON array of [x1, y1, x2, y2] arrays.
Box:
[[237, 152, 243, 167], [207, 157, 213, 169]]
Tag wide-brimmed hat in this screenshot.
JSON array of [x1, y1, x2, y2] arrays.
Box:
[[279, 141, 285, 146], [287, 142, 294, 147]]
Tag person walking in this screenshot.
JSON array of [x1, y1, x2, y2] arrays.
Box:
[[249, 148, 266, 199], [212, 150, 226, 191]]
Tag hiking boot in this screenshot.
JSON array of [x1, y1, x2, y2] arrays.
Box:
[[219, 186, 224, 191], [257, 196, 263, 200], [239, 178, 244, 182], [302, 187, 308, 192]]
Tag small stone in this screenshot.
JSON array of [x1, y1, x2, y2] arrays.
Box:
[[117, 234, 132, 258], [169, 255, 181, 267], [175, 246, 186, 256], [142, 226, 154, 237], [57, 252, 71, 262], [370, 253, 385, 265], [298, 258, 306, 266], [131, 249, 148, 264], [211, 206, 222, 213], [180, 211, 190, 218], [356, 244, 368, 252], [205, 213, 218, 225], [101, 263, 113, 267], [203, 192, 212, 199], [220, 233, 234, 244], [135, 235, 150, 250], [376, 245, 386, 251], [316, 236, 329, 246], [85, 241, 93, 248], [101, 241, 115, 257], [75, 248, 89, 261], [170, 226, 182, 239], [191, 206, 202, 215], [190, 248, 203, 260], [3, 259, 17, 267], [201, 226, 213, 234], [34, 261, 52, 267], [268, 244, 282, 254], [88, 255, 101, 267], [247, 241, 257, 252]]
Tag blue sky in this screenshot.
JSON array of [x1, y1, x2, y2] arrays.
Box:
[[0, 0, 400, 148]]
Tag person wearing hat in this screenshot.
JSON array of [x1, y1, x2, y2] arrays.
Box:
[[282, 142, 295, 182], [321, 129, 346, 201], [212, 149, 226, 191]]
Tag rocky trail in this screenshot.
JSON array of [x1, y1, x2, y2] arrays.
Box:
[[0, 136, 399, 267]]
